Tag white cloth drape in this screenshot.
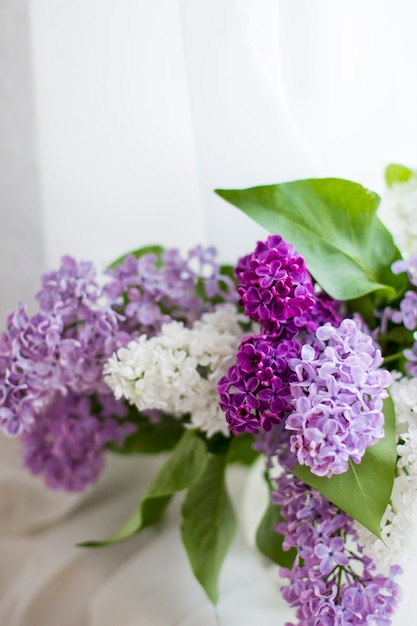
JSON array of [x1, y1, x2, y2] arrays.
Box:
[[2, 1, 417, 624]]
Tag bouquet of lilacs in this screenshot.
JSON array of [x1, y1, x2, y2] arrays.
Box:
[[2, 164, 417, 624]]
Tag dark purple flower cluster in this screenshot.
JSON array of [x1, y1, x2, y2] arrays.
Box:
[[22, 392, 134, 491], [218, 235, 342, 437], [218, 335, 301, 433], [234, 234, 339, 336], [273, 474, 402, 626], [286, 319, 391, 477]]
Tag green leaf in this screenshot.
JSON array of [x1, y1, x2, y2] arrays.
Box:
[[293, 395, 397, 537], [181, 454, 237, 604], [107, 244, 165, 270], [110, 413, 185, 454], [216, 178, 404, 302], [227, 432, 260, 466], [256, 500, 296, 568], [81, 429, 208, 547], [385, 163, 414, 187]]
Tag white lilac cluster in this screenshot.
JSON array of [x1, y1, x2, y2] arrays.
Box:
[[378, 177, 417, 258], [356, 374, 417, 567], [104, 303, 245, 437]]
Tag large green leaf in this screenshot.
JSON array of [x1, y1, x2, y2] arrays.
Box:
[[181, 454, 236, 604], [81, 429, 208, 547], [293, 395, 397, 537], [216, 178, 404, 301], [256, 500, 296, 568]]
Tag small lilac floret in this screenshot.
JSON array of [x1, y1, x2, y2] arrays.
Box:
[[390, 291, 417, 331], [392, 256, 417, 286]]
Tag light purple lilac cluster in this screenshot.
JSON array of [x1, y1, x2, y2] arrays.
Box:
[[273, 473, 402, 626], [287, 319, 391, 477], [21, 392, 133, 491], [387, 257, 417, 377], [105, 245, 235, 336], [219, 235, 390, 477], [0, 247, 232, 490], [0, 257, 126, 438]]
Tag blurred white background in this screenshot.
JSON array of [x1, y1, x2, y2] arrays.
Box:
[[2, 0, 417, 319]]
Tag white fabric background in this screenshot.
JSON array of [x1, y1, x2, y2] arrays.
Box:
[[1, 1, 417, 624]]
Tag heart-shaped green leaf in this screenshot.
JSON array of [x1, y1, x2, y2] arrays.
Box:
[[81, 429, 208, 547], [181, 454, 236, 604], [293, 395, 397, 537], [216, 178, 404, 302]]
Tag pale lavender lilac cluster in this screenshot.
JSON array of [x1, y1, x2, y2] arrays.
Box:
[[21, 392, 133, 491], [0, 257, 126, 438], [219, 235, 390, 477], [105, 245, 235, 335], [387, 256, 417, 377], [0, 247, 233, 490], [287, 319, 391, 477], [273, 473, 402, 626]]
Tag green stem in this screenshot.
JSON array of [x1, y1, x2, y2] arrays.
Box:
[[383, 351, 404, 364]]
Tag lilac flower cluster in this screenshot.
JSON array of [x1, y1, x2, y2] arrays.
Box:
[[219, 235, 392, 476], [218, 235, 342, 437], [0, 256, 127, 438], [273, 473, 402, 626], [382, 257, 417, 377], [22, 392, 134, 491], [234, 235, 339, 337], [218, 335, 301, 433], [0, 246, 233, 490], [105, 245, 235, 337], [287, 319, 391, 477]]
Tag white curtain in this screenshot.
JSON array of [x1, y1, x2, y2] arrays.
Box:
[[1, 1, 417, 624]]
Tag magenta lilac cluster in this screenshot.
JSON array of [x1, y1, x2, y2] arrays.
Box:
[[235, 235, 322, 336], [0, 246, 232, 490], [218, 336, 301, 433], [273, 474, 402, 626], [218, 234, 340, 433]]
